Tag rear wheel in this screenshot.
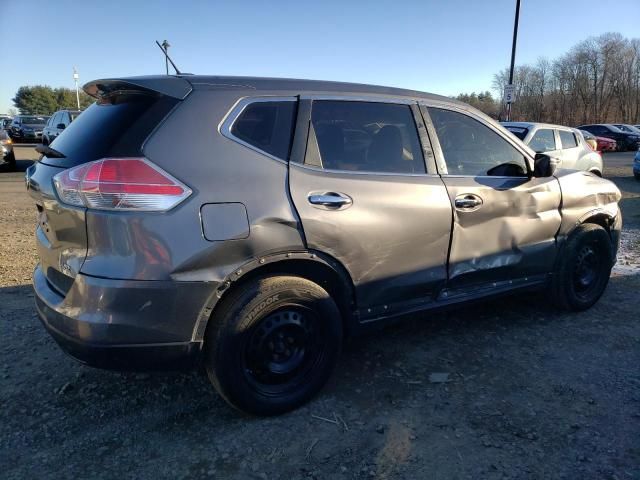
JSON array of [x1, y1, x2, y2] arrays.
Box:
[[204, 275, 343, 415], [551, 224, 613, 311], [3, 151, 16, 169]]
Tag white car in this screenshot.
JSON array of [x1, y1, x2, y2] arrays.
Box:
[[502, 122, 603, 176]]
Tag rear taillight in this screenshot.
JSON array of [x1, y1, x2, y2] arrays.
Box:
[[53, 158, 191, 211]]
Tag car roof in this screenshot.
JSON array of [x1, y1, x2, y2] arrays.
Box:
[[84, 74, 466, 106], [501, 121, 573, 131]]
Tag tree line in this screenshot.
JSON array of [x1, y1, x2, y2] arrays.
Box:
[[12, 85, 94, 115], [458, 32, 640, 125]]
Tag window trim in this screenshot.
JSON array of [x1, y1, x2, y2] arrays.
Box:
[[299, 95, 433, 176], [420, 103, 533, 178], [218, 96, 298, 164]]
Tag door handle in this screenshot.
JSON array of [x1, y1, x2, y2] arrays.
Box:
[[308, 192, 353, 208], [454, 194, 483, 210]]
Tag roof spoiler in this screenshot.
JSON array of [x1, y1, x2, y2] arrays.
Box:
[[83, 76, 193, 100]]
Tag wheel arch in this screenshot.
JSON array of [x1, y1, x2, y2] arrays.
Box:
[[192, 251, 357, 342]]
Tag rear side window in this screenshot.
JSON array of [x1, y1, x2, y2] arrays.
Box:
[[528, 129, 556, 152], [559, 130, 578, 149], [310, 101, 425, 174], [230, 101, 297, 160], [43, 94, 179, 168]]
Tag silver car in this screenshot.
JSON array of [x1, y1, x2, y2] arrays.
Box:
[[502, 122, 603, 176]]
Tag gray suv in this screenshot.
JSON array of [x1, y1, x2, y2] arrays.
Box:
[[29, 76, 622, 415]]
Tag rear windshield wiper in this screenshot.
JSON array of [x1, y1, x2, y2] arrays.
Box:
[[35, 145, 66, 158]]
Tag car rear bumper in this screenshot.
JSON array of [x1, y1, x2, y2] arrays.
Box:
[[33, 264, 216, 370]]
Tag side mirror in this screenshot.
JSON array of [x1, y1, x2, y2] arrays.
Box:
[[533, 153, 559, 177], [56, 123, 66, 130]]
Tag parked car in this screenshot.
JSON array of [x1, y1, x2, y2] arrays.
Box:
[[9, 115, 49, 143], [579, 129, 598, 151], [42, 110, 82, 146], [0, 129, 15, 167], [595, 135, 617, 152], [634, 149, 640, 180], [577, 124, 640, 151], [1, 117, 13, 131], [502, 122, 602, 175], [28, 75, 622, 415]]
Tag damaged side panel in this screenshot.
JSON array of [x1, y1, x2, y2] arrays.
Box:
[[442, 175, 563, 288], [554, 170, 622, 242]]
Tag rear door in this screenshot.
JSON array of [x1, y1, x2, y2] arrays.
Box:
[[289, 97, 452, 314], [422, 105, 562, 291], [557, 129, 580, 169]]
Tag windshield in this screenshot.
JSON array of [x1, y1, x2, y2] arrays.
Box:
[[504, 126, 528, 140], [21, 116, 47, 124]]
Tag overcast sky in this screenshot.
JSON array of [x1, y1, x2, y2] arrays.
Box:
[[1, 0, 639, 113]]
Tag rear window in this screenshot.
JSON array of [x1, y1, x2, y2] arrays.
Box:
[[230, 100, 297, 160], [22, 116, 47, 124], [43, 94, 178, 168], [504, 126, 528, 140], [559, 130, 578, 149]]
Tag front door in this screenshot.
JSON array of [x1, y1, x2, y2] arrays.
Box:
[[423, 105, 562, 290], [289, 98, 452, 314]]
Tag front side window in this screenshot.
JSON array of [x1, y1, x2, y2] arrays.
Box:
[[559, 130, 578, 149], [310, 101, 425, 174], [528, 129, 556, 152], [230, 100, 297, 160], [428, 108, 528, 177]]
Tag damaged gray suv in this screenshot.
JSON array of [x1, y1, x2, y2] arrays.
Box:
[[29, 75, 622, 415]]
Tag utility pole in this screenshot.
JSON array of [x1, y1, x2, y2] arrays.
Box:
[[73, 67, 80, 110], [161, 40, 170, 75], [505, 0, 521, 121]]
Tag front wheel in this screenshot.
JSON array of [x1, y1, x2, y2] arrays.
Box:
[[551, 224, 613, 311], [204, 275, 343, 415]]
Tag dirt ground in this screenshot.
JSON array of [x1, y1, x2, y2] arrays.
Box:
[[1, 149, 639, 480]]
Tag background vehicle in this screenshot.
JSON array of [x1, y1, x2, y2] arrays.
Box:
[[42, 110, 82, 145], [634, 149, 640, 180], [29, 76, 622, 415], [9, 115, 48, 143], [502, 121, 602, 175], [578, 124, 640, 151], [1, 117, 13, 131], [579, 129, 598, 151], [612, 124, 640, 135], [0, 129, 15, 167], [595, 135, 617, 152]]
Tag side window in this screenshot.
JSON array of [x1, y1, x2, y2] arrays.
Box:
[[51, 113, 61, 127], [428, 108, 528, 177], [528, 129, 556, 152], [310, 101, 425, 174], [230, 100, 297, 160], [559, 130, 578, 149]]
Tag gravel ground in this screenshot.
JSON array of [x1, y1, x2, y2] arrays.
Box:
[[1, 149, 639, 480]]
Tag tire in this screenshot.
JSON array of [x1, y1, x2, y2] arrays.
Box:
[[4, 151, 16, 169], [204, 275, 343, 416], [551, 224, 613, 311], [635, 173, 640, 181]]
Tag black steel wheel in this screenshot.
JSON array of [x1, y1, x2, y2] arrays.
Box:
[[204, 275, 342, 415], [551, 224, 613, 311]]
